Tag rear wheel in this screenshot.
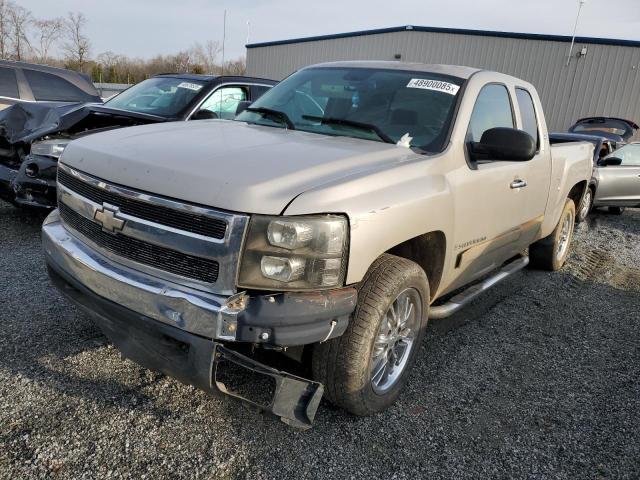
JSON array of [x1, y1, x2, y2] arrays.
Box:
[[529, 198, 576, 271], [576, 187, 593, 223], [608, 206, 625, 215], [312, 254, 429, 416]]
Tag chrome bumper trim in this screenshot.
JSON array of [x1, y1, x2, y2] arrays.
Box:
[[43, 210, 239, 340]]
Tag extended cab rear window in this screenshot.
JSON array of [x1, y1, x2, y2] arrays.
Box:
[[516, 88, 539, 148]]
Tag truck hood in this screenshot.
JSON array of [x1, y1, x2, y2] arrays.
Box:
[[61, 120, 419, 214]]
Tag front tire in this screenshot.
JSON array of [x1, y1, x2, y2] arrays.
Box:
[[576, 187, 593, 223], [529, 198, 576, 271], [312, 254, 429, 416]]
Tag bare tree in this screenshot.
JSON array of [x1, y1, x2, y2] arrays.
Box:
[[191, 40, 222, 73], [32, 17, 63, 62], [172, 50, 192, 73], [62, 12, 89, 71], [8, 2, 31, 61], [0, 0, 12, 59], [96, 50, 127, 82], [223, 57, 246, 76]]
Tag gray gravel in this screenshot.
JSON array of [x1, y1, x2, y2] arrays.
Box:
[[1, 200, 639, 479]]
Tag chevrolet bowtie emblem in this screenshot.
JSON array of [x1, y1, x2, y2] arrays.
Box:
[[94, 204, 125, 233]]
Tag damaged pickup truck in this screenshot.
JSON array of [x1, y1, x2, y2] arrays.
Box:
[[0, 73, 275, 208], [43, 62, 593, 428]]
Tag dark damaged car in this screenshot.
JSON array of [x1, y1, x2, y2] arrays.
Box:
[[569, 117, 639, 144], [0, 73, 275, 208]]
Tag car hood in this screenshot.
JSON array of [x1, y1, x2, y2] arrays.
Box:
[[61, 120, 419, 214], [0, 102, 166, 145]]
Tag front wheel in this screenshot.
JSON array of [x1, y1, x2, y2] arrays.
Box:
[[312, 254, 429, 416], [529, 198, 576, 271], [576, 188, 593, 223]]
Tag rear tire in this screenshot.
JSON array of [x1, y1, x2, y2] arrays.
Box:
[[529, 198, 576, 271], [608, 206, 625, 215], [576, 187, 593, 223], [312, 254, 429, 416]]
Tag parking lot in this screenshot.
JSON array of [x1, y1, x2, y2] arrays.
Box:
[[0, 200, 639, 479]]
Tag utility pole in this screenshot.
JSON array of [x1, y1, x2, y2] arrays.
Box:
[[246, 20, 251, 46], [221, 9, 227, 74], [566, 0, 586, 66]]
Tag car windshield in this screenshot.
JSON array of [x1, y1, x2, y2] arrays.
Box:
[[235, 67, 463, 152], [105, 77, 207, 117]]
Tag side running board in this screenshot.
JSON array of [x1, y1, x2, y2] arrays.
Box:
[[430, 255, 529, 319]]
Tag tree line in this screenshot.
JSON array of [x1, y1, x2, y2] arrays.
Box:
[[0, 1, 246, 84]]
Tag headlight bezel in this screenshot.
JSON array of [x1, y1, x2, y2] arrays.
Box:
[[237, 213, 349, 291], [30, 138, 71, 159]]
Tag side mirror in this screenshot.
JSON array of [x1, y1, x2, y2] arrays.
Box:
[[235, 100, 252, 116], [191, 109, 218, 120], [599, 156, 622, 166], [470, 127, 536, 162]]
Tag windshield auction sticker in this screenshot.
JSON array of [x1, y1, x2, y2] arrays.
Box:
[[177, 82, 203, 91], [407, 79, 460, 95]]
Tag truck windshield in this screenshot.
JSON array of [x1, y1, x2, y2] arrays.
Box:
[[236, 67, 463, 152], [105, 77, 207, 117]]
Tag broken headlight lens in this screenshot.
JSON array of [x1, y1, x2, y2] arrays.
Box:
[[238, 215, 348, 290], [31, 139, 71, 159]]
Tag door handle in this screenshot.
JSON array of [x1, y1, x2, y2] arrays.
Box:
[[510, 179, 528, 189]]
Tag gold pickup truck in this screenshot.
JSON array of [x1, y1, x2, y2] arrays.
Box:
[[42, 61, 593, 428]]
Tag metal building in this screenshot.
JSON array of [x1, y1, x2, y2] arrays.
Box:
[[246, 25, 640, 136]]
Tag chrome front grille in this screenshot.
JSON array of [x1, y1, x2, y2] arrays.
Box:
[[56, 163, 249, 295], [58, 169, 227, 239], [59, 203, 220, 284]]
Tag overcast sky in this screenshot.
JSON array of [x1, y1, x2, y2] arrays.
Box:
[[19, 0, 640, 60]]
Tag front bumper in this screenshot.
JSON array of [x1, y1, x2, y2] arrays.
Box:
[[0, 154, 58, 208], [48, 264, 324, 428], [43, 210, 357, 427], [43, 210, 356, 346]]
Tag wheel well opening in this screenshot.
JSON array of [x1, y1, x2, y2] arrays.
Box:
[[568, 180, 588, 208], [386, 231, 446, 296]]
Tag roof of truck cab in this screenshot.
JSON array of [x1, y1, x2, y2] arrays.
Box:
[[305, 61, 481, 79]]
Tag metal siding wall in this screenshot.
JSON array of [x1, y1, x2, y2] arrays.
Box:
[[247, 32, 640, 138]]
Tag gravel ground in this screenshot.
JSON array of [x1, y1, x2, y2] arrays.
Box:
[[1, 200, 639, 479]]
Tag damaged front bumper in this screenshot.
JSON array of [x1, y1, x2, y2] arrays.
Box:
[[43, 210, 356, 427], [0, 153, 58, 208]]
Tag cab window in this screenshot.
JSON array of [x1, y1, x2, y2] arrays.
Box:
[[515, 88, 539, 148], [197, 86, 248, 120], [466, 84, 514, 143]]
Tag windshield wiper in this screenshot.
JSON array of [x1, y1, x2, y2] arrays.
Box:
[[246, 107, 295, 129], [301, 115, 394, 144]]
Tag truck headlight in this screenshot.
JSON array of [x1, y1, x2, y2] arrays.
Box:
[[238, 214, 348, 290], [31, 139, 71, 159]]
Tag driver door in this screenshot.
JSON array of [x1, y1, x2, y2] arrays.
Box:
[[450, 84, 538, 291]]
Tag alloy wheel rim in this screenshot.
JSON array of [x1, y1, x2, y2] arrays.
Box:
[[370, 288, 422, 394], [556, 210, 574, 261]]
